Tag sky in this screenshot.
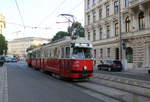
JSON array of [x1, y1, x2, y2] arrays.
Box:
[[0, 0, 84, 41]]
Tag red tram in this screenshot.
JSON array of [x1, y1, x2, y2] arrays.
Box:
[[26, 36, 93, 79]]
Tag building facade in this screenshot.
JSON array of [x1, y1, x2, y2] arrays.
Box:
[[0, 14, 5, 35], [8, 37, 49, 58], [84, 0, 150, 68]]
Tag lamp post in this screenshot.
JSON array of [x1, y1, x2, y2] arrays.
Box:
[[118, 0, 127, 71], [118, 0, 122, 61]]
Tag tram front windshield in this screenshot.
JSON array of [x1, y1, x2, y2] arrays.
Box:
[[72, 48, 92, 59]]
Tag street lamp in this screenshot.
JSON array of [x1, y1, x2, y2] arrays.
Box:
[[118, 0, 127, 71]]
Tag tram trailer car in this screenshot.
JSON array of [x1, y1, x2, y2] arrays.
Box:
[[27, 37, 93, 79]]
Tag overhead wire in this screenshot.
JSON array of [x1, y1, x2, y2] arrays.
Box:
[[6, 22, 52, 30], [14, 0, 25, 29], [39, 0, 68, 25]]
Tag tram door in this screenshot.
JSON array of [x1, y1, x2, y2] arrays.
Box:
[[60, 47, 65, 75], [60, 46, 70, 76]]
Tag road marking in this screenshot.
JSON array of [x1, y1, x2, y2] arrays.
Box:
[[0, 65, 8, 102]]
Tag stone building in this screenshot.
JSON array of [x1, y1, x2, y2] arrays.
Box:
[[8, 37, 49, 58], [0, 14, 5, 35], [84, 0, 150, 68]]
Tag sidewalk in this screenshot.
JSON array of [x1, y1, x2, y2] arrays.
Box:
[[125, 67, 150, 74], [0, 65, 8, 102]]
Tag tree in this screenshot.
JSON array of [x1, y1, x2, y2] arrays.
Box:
[[51, 22, 84, 42], [0, 34, 7, 55], [52, 31, 68, 42], [68, 21, 84, 37]]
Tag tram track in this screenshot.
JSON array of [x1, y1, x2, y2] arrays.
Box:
[[11, 63, 150, 101], [71, 78, 150, 102], [94, 73, 150, 89]]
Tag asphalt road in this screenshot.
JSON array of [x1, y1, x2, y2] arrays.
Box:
[[6, 62, 102, 102]]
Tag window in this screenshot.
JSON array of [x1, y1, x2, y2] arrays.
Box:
[[88, 32, 90, 40], [114, 1, 119, 14], [87, 0, 90, 8], [61, 47, 64, 58], [93, 30, 96, 41], [107, 48, 110, 58], [106, 5, 110, 17], [99, 8, 102, 19], [88, 14, 90, 24], [72, 48, 92, 59], [94, 49, 96, 58], [99, 27, 103, 40], [100, 48, 103, 58], [139, 12, 145, 30], [125, 0, 129, 7], [125, 16, 130, 32], [93, 11, 96, 23], [106, 25, 110, 38], [65, 47, 70, 58], [115, 23, 119, 36]]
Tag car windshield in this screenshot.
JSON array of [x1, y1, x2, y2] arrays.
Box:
[[113, 61, 121, 64], [71, 48, 92, 59]]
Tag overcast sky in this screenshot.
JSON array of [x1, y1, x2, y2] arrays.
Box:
[[0, 0, 84, 41]]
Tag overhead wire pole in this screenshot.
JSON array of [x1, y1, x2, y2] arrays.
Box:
[[118, 0, 126, 71], [14, 0, 25, 29], [118, 0, 122, 61]]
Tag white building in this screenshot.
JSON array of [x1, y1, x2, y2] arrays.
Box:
[[84, 0, 150, 68], [8, 37, 49, 58]]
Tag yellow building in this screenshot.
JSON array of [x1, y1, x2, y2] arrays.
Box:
[[0, 14, 5, 35], [8, 37, 49, 58]]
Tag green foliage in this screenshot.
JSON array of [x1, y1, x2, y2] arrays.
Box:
[[52, 31, 69, 41], [51, 21, 85, 42], [0, 34, 7, 55], [68, 22, 84, 37]]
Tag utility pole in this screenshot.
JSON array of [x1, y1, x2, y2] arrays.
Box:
[[118, 0, 127, 71], [118, 0, 122, 61]]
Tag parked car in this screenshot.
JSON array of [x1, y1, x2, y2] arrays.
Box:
[[97, 60, 123, 71], [148, 69, 150, 74], [11, 58, 17, 62], [5, 57, 17, 62], [0, 56, 5, 66], [5, 57, 12, 62]]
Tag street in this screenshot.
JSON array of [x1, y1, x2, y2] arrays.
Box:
[[1, 62, 150, 102], [5, 62, 101, 102]]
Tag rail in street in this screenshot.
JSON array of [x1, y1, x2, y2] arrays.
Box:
[[4, 62, 150, 102]]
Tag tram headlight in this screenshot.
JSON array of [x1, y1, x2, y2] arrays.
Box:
[[83, 66, 87, 70]]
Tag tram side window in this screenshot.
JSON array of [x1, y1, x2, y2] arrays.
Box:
[[61, 47, 64, 58], [49, 49, 51, 58], [65, 47, 70, 58], [54, 48, 58, 58]]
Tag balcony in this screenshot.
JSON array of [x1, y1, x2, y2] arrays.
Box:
[[129, 0, 150, 8], [122, 28, 150, 40]]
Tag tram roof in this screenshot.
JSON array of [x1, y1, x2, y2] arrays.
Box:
[[43, 36, 92, 47]]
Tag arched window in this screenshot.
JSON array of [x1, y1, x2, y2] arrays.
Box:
[[125, 16, 130, 32], [139, 12, 145, 30]]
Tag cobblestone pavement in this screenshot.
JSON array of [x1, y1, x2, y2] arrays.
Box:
[[0, 65, 8, 102]]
